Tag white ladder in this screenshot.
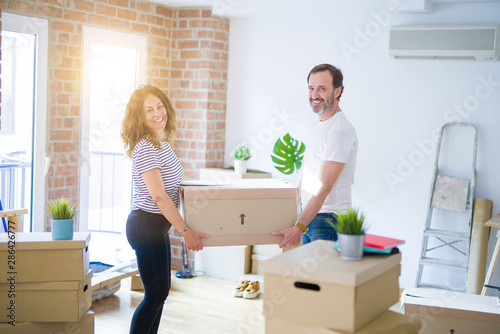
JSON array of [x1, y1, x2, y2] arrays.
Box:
[[415, 122, 478, 292]]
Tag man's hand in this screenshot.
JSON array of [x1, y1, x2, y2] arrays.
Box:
[[272, 226, 303, 248]]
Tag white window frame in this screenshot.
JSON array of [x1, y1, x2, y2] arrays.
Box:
[[3, 13, 48, 232], [80, 27, 147, 232]]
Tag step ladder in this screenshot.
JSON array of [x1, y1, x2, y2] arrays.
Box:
[[415, 122, 478, 292]]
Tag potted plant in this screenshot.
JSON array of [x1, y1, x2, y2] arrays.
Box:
[[328, 207, 368, 261], [47, 197, 78, 240], [231, 145, 251, 174]]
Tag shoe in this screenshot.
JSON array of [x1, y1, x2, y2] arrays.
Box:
[[233, 280, 250, 297], [243, 281, 260, 299]]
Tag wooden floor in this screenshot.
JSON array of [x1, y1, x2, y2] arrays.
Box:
[[91, 271, 265, 334]]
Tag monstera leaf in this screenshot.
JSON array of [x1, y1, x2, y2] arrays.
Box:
[[271, 133, 305, 175]]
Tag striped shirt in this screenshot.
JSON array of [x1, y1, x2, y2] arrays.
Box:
[[131, 139, 184, 214]]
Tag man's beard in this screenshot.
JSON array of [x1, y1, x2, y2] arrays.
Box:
[[309, 93, 335, 115]]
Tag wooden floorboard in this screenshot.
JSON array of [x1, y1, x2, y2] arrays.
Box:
[[91, 271, 265, 334]]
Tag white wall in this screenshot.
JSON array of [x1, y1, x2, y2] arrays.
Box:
[[224, 3, 500, 294]]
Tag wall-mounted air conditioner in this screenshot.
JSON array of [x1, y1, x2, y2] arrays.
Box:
[[389, 25, 499, 61]]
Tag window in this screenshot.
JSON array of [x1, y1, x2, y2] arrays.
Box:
[[80, 27, 146, 236], [0, 14, 48, 232]]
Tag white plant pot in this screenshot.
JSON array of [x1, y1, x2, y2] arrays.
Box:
[[338, 233, 365, 261], [234, 159, 247, 174]]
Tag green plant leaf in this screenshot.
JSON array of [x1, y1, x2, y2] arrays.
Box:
[[231, 145, 251, 161], [271, 133, 305, 175], [47, 197, 79, 220], [324, 207, 368, 235]]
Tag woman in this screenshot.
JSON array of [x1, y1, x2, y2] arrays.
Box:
[[121, 85, 208, 334]]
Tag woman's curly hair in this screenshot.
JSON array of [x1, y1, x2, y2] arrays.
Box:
[[121, 85, 177, 158]]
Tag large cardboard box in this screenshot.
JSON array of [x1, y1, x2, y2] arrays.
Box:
[[180, 179, 298, 246], [0, 270, 92, 323], [402, 287, 500, 333], [0, 311, 94, 333], [263, 240, 401, 332], [199, 167, 272, 181], [265, 310, 421, 334], [0, 232, 90, 283]]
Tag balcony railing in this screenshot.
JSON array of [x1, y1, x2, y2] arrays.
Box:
[[0, 151, 31, 232], [0, 151, 130, 234], [87, 150, 131, 234]]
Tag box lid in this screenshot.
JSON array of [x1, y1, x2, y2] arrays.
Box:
[[0, 232, 91, 250], [263, 240, 401, 287], [402, 287, 500, 323], [181, 178, 297, 200]]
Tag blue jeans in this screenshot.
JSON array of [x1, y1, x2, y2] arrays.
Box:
[[126, 210, 171, 334], [301, 212, 338, 245]]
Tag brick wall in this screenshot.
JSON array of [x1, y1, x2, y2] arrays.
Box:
[[0, 0, 229, 268], [171, 8, 228, 179]]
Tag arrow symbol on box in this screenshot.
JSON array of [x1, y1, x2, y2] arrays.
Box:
[[240, 214, 246, 225]]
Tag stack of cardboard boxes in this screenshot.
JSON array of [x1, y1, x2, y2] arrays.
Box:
[[0, 232, 94, 333], [263, 240, 421, 333]]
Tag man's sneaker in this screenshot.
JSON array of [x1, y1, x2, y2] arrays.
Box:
[[243, 281, 260, 299], [233, 280, 250, 297]]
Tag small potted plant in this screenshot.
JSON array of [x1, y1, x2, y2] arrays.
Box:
[[231, 145, 251, 174], [47, 197, 78, 240], [328, 207, 368, 261]]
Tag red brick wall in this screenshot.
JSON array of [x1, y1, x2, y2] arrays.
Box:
[[171, 8, 229, 179], [0, 1, 229, 268]]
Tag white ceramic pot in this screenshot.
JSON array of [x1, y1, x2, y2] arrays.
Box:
[[338, 233, 365, 261], [234, 159, 247, 174]]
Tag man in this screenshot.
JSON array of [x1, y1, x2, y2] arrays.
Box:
[[273, 64, 358, 248]]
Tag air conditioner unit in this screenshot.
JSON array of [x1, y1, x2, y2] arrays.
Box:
[[389, 25, 499, 61]]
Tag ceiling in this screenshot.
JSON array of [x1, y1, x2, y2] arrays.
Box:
[[150, 0, 500, 17]]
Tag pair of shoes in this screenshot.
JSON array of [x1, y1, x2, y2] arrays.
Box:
[[233, 280, 261, 299]]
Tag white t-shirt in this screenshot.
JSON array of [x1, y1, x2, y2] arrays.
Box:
[[300, 111, 358, 213], [131, 139, 184, 214]]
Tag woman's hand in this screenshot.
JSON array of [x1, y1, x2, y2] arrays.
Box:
[[181, 228, 209, 251]]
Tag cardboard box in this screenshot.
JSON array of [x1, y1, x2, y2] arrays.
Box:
[[0, 232, 90, 283], [0, 270, 92, 323], [194, 245, 252, 281], [180, 179, 298, 246], [402, 287, 500, 333], [251, 253, 269, 275], [0, 311, 94, 333], [199, 167, 272, 181], [253, 244, 283, 257], [263, 240, 401, 332], [131, 274, 144, 291], [266, 310, 421, 334]]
